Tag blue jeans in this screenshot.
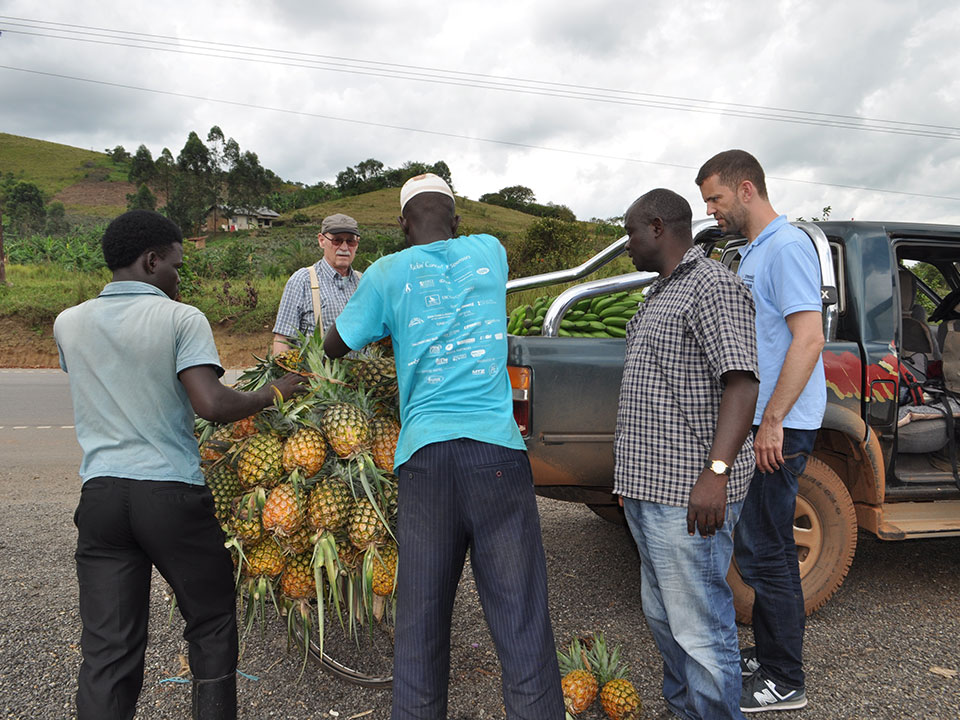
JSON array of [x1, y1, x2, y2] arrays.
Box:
[[734, 427, 816, 690], [623, 498, 745, 720]]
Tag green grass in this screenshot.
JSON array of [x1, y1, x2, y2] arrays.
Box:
[[0, 264, 284, 334], [0, 265, 111, 326], [0, 133, 126, 198]]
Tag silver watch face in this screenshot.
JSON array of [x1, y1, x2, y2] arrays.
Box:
[[710, 460, 729, 475]]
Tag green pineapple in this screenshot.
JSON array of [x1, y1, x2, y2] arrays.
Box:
[[237, 432, 285, 489], [306, 477, 353, 534], [348, 497, 387, 550]]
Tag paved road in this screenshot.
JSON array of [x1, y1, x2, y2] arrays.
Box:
[[1, 371, 959, 718]]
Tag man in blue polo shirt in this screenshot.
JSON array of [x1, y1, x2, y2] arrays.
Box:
[[324, 174, 563, 720], [54, 210, 304, 720], [697, 150, 826, 714]]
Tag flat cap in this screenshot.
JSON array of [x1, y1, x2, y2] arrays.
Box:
[[321, 213, 360, 236]]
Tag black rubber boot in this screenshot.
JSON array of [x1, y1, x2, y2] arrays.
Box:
[[192, 672, 237, 720]]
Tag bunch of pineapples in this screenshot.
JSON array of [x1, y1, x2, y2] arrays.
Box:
[[558, 633, 643, 720], [196, 332, 402, 656]]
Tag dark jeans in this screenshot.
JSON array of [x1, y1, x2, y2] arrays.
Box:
[[733, 427, 817, 690], [74, 477, 238, 720], [391, 439, 564, 720]]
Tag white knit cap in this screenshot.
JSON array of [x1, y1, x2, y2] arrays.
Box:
[[400, 173, 455, 212]]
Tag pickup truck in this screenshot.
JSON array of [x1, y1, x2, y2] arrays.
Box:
[[506, 219, 960, 621]]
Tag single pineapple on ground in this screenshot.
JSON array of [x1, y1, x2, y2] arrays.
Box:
[[557, 637, 599, 715], [590, 633, 643, 720]]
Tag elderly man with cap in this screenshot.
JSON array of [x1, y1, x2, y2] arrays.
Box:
[[324, 174, 564, 720], [271, 212, 362, 353]]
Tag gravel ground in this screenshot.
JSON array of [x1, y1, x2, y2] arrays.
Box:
[[2, 460, 960, 719]]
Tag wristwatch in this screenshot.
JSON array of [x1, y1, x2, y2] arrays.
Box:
[[705, 459, 731, 476]]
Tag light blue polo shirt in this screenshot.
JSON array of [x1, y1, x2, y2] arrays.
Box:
[[54, 281, 223, 485], [738, 216, 826, 429], [335, 234, 525, 468]]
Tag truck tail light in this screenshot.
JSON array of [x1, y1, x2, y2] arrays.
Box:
[[508, 365, 531, 437]]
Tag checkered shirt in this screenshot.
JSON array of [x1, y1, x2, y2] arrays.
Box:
[[613, 246, 759, 507], [273, 259, 361, 337]]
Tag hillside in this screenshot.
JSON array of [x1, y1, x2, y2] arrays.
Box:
[[0, 132, 133, 218], [286, 187, 542, 239], [0, 132, 568, 239]]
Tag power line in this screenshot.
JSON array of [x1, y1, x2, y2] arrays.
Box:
[[1, 16, 959, 141], [2, 64, 958, 204]]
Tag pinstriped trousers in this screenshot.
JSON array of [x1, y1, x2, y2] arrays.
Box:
[[391, 439, 564, 720]]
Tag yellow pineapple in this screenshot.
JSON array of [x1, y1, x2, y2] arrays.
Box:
[[237, 432, 285, 489], [282, 426, 327, 477], [203, 461, 243, 525], [368, 415, 400, 472], [348, 497, 387, 550], [244, 537, 286, 578], [280, 525, 313, 555], [306, 477, 353, 534], [261, 482, 304, 538], [230, 414, 259, 440], [199, 425, 234, 462], [280, 551, 316, 599], [230, 489, 266, 545], [590, 633, 643, 720], [371, 542, 398, 596], [557, 637, 599, 715]]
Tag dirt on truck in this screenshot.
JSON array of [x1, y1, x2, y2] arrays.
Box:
[[507, 219, 960, 621]]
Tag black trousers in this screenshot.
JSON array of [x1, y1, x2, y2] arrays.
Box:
[[74, 477, 238, 720], [391, 439, 564, 720]]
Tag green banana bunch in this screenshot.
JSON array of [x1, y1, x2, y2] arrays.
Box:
[[507, 290, 644, 338]]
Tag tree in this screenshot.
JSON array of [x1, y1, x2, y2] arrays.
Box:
[[155, 148, 176, 204], [227, 150, 271, 211], [128, 144, 156, 187], [127, 184, 157, 211], [45, 202, 70, 235], [5, 181, 46, 236], [174, 132, 214, 235], [106, 145, 131, 163]]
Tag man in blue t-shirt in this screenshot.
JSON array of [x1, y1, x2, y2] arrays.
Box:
[[697, 150, 826, 714], [55, 210, 304, 720], [324, 174, 563, 720]]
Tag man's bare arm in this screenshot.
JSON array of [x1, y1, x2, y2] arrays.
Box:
[[687, 370, 759, 536], [754, 310, 825, 472], [323, 322, 351, 359], [179, 365, 306, 424]]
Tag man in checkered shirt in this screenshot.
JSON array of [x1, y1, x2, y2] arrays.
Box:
[[272, 213, 362, 353], [614, 188, 759, 720]]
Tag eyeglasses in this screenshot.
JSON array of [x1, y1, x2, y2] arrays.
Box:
[[323, 234, 359, 247]]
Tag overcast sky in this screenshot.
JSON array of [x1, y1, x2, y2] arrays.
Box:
[[1, 1, 959, 225]]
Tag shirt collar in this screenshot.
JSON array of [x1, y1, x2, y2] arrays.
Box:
[[317, 258, 355, 281], [99, 281, 169, 298], [648, 245, 705, 298], [740, 214, 788, 258]]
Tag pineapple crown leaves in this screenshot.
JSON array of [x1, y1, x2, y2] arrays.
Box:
[[587, 632, 630, 685], [557, 636, 595, 675]]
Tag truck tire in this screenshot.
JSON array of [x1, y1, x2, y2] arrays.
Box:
[[726, 457, 858, 624], [586, 503, 625, 523]]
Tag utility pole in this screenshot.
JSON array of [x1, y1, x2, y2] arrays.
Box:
[[0, 206, 6, 285]]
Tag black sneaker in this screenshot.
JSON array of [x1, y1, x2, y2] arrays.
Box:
[[740, 671, 807, 713], [740, 646, 761, 677]]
